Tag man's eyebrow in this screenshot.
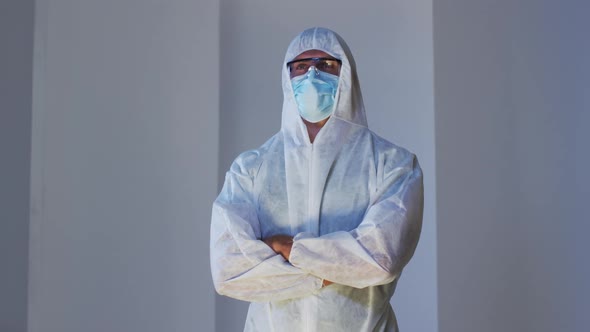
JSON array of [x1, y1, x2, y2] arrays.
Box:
[[287, 57, 342, 65]]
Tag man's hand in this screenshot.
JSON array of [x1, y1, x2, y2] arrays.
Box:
[[263, 234, 293, 261], [263, 235, 336, 287]]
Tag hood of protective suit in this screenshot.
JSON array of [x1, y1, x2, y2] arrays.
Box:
[[281, 27, 367, 146]]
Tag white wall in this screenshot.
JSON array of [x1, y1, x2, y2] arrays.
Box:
[[434, 0, 590, 331], [0, 1, 34, 331], [29, 1, 218, 331], [218, 1, 437, 331]]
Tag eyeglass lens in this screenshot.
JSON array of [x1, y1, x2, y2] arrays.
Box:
[[288, 57, 341, 78]]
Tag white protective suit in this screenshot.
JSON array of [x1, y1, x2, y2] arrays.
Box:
[[210, 27, 424, 332]]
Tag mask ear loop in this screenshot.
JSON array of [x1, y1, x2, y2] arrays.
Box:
[[331, 71, 342, 119]]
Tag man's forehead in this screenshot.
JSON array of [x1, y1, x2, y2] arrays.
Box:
[[293, 49, 337, 61]]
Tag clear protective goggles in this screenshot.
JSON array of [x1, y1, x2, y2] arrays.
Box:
[[287, 57, 342, 78]]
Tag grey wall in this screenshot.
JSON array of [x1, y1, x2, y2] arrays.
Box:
[[435, 0, 590, 331], [6, 0, 585, 331], [29, 1, 218, 331], [218, 1, 437, 331], [511, 1, 589, 330], [0, 0, 35, 331]]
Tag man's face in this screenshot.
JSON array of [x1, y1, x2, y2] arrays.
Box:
[[287, 50, 341, 79]]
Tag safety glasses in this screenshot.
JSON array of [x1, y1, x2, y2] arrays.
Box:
[[287, 57, 342, 78]]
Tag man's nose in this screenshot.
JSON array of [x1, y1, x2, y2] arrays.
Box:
[[307, 66, 319, 77]]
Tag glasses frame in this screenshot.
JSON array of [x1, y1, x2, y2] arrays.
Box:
[[286, 57, 342, 77]]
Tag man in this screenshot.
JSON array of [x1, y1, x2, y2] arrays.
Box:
[[210, 27, 423, 331]]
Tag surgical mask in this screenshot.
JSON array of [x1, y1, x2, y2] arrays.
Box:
[[291, 67, 339, 123]]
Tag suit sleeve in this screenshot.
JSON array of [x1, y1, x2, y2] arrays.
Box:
[[210, 152, 323, 302], [289, 152, 424, 289]]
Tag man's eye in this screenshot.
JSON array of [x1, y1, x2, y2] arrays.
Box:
[[295, 63, 308, 71], [319, 61, 337, 70]]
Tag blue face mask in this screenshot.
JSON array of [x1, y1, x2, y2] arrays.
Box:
[[291, 67, 339, 123]]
